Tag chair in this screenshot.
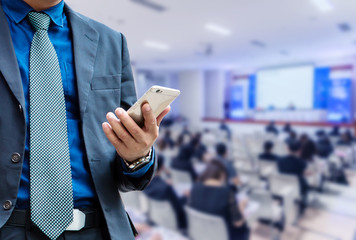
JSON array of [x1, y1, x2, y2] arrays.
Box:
[[249, 189, 282, 222], [170, 169, 193, 185], [269, 173, 300, 200], [259, 160, 278, 178], [269, 173, 300, 224], [120, 191, 143, 211], [185, 206, 229, 240], [239, 169, 265, 189], [147, 198, 178, 231]]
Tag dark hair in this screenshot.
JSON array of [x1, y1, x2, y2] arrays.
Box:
[[157, 155, 164, 171], [264, 141, 274, 152], [215, 142, 227, 156], [198, 160, 227, 183], [288, 140, 301, 153]]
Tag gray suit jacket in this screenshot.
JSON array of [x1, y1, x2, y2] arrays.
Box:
[[0, 3, 156, 239]]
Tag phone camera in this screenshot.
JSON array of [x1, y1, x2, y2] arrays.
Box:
[[156, 89, 162, 93]]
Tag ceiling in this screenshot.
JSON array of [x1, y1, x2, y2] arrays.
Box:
[[65, 0, 356, 71]]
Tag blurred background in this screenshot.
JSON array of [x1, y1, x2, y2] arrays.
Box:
[[67, 0, 356, 239]]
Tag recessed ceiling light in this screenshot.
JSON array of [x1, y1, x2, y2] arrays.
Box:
[[205, 23, 232, 36], [144, 41, 170, 51], [310, 0, 333, 13]]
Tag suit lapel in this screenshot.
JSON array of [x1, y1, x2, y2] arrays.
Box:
[[0, 4, 25, 108], [64, 4, 99, 116]]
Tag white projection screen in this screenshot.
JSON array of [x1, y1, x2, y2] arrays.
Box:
[[256, 65, 314, 109]]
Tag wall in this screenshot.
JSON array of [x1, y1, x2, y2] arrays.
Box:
[[204, 70, 226, 119], [178, 70, 204, 127]]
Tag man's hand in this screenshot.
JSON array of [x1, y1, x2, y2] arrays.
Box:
[[102, 103, 170, 162]]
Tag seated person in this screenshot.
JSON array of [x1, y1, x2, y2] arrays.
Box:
[[300, 134, 316, 162], [189, 160, 249, 240], [192, 132, 207, 161], [329, 126, 340, 137], [162, 130, 175, 149], [144, 156, 187, 230], [283, 122, 292, 133], [215, 142, 240, 186], [316, 134, 333, 158], [259, 141, 278, 161], [337, 130, 354, 146], [285, 130, 297, 145], [171, 140, 197, 181], [277, 140, 310, 214], [265, 121, 278, 135]]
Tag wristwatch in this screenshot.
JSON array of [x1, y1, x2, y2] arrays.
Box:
[[123, 148, 152, 172]]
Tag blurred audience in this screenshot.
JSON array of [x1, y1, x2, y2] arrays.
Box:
[[259, 141, 278, 162], [337, 130, 354, 146], [316, 132, 334, 158], [265, 121, 278, 135], [283, 122, 292, 133], [277, 140, 310, 214], [285, 130, 297, 145], [171, 138, 198, 181], [144, 156, 187, 230], [189, 160, 250, 240], [162, 130, 175, 149], [215, 142, 240, 187], [329, 125, 340, 137], [299, 134, 316, 162]]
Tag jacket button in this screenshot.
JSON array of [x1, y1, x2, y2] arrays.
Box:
[[11, 153, 21, 163], [19, 104, 23, 112], [3, 200, 12, 210]]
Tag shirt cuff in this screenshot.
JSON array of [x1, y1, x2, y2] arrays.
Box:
[[121, 148, 155, 178]]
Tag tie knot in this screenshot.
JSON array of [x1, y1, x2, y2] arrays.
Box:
[[27, 12, 50, 31]]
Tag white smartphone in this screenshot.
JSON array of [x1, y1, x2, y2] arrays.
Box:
[[127, 85, 181, 127]]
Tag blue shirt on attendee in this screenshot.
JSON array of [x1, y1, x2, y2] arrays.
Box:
[[1, 0, 153, 209]]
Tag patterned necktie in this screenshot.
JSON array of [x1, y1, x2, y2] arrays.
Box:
[[28, 12, 73, 240]]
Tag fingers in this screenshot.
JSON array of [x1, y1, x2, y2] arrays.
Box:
[[142, 103, 158, 136], [157, 106, 171, 126], [105, 112, 136, 146], [114, 107, 144, 141], [102, 122, 124, 149]]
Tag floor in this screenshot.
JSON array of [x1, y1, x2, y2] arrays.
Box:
[[250, 172, 356, 240]]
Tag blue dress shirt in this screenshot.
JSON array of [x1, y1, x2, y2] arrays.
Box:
[[1, 0, 153, 209]]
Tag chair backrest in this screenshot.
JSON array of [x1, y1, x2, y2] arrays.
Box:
[[269, 173, 300, 200], [239, 169, 262, 189], [120, 191, 143, 211], [170, 169, 193, 185], [147, 198, 178, 231], [249, 189, 276, 220], [185, 206, 229, 240], [259, 160, 278, 178]]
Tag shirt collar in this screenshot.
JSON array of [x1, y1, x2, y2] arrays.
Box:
[[1, 0, 64, 27]]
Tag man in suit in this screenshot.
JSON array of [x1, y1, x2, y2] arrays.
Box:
[[0, 0, 170, 239]]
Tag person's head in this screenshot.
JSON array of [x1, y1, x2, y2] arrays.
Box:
[[289, 130, 297, 139], [164, 130, 171, 138], [198, 160, 227, 183], [300, 133, 309, 143], [156, 138, 167, 152], [269, 121, 275, 126], [263, 141, 274, 153], [287, 140, 301, 155], [215, 142, 227, 157], [156, 155, 165, 175]]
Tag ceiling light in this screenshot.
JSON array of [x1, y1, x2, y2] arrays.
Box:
[[310, 0, 333, 13], [205, 23, 232, 36], [144, 41, 170, 51]]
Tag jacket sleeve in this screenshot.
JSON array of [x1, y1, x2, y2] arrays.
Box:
[[116, 33, 157, 192]]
